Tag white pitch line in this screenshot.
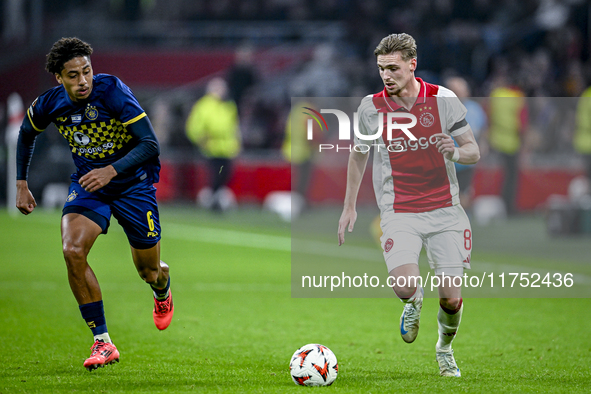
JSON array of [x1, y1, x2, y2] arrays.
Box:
[[16, 215, 591, 286], [164, 223, 291, 251], [165, 223, 383, 261], [292, 239, 383, 262], [166, 226, 591, 285]]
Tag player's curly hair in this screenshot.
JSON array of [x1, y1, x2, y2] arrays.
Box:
[[374, 33, 417, 61], [45, 37, 93, 75]]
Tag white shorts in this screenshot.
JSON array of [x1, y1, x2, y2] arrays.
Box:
[[380, 205, 472, 276]]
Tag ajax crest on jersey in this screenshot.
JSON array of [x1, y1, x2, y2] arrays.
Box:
[[289, 344, 338, 386], [419, 112, 435, 127]]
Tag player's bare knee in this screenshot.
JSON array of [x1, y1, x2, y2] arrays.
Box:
[[62, 242, 88, 266], [393, 285, 417, 300], [440, 297, 461, 311]]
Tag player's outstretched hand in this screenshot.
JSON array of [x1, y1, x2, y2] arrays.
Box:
[[16, 180, 37, 215], [433, 133, 455, 160], [79, 165, 118, 193], [338, 207, 357, 246]]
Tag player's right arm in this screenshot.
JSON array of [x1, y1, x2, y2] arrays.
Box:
[[16, 180, 36, 215], [338, 149, 369, 246], [338, 96, 376, 246], [16, 114, 42, 215]]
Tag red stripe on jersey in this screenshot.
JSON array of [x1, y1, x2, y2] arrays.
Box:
[[372, 78, 453, 213]]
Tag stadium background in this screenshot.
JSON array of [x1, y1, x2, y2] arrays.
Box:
[[1, 2, 591, 392], [0, 0, 590, 211]]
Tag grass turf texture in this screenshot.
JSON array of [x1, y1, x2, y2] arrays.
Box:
[[1, 206, 590, 393]]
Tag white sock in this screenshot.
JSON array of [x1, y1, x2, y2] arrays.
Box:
[[436, 301, 463, 352], [94, 332, 112, 344]]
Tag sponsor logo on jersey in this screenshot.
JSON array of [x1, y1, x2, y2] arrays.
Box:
[[59, 118, 131, 158], [384, 238, 394, 252], [85, 105, 99, 120], [73, 132, 91, 146], [386, 134, 441, 153], [76, 142, 115, 155], [71, 114, 82, 123], [66, 190, 78, 202], [147, 231, 159, 238], [56, 116, 68, 123]]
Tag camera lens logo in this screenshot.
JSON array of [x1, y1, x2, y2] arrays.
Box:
[[73, 132, 90, 146], [303, 107, 418, 142], [302, 107, 328, 139]]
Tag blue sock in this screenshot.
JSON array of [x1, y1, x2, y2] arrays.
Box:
[[79, 300, 108, 337]]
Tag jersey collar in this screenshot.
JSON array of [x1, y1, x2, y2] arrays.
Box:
[[381, 77, 427, 112]]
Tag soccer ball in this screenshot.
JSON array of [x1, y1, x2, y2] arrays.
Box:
[[289, 344, 338, 386]]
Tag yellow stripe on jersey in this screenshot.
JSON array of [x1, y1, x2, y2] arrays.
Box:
[[58, 118, 133, 159], [122, 112, 146, 127], [27, 108, 44, 132]]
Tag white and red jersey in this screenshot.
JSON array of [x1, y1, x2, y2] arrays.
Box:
[[355, 77, 470, 215]]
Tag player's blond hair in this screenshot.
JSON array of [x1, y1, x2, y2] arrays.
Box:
[[374, 33, 417, 61]]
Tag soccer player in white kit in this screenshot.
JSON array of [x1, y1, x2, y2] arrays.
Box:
[[337, 33, 480, 377]]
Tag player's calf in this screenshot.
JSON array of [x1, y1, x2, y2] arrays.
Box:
[[436, 299, 463, 352], [436, 299, 463, 376]]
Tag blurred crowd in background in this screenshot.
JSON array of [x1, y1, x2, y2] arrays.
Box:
[[1, 0, 591, 209]]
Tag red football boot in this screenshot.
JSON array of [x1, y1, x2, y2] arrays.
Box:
[[83, 340, 120, 371], [153, 291, 174, 330]]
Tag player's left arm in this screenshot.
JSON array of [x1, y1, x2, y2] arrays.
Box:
[[436, 89, 481, 165], [434, 127, 480, 165], [79, 116, 159, 192]]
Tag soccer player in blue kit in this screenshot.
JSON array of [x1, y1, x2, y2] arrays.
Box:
[[15, 37, 174, 371]]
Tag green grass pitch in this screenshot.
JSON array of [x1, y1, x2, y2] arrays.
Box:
[[1, 206, 590, 393]]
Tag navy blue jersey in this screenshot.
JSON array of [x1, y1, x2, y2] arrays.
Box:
[[27, 74, 160, 191]]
